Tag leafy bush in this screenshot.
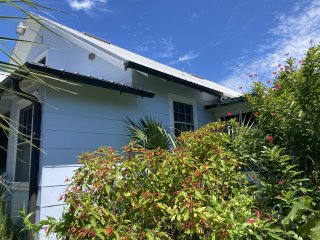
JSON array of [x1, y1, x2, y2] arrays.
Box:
[[0, 177, 13, 239], [231, 45, 320, 239], [247, 47, 320, 183], [25, 123, 287, 239]]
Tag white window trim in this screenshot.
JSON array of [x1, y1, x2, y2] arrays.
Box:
[[168, 93, 198, 135]]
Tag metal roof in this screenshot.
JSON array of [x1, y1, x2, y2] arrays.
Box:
[[32, 14, 242, 98], [204, 96, 246, 109]]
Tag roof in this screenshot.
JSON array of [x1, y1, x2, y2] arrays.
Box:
[[32, 14, 241, 98], [204, 96, 246, 109], [0, 62, 155, 98]]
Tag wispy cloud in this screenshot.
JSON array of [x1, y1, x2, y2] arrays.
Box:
[[170, 51, 199, 65], [67, 0, 108, 11], [136, 37, 176, 59], [189, 11, 202, 21], [220, 0, 320, 92]]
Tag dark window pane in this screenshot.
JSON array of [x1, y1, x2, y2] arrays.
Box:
[[173, 101, 178, 112], [174, 112, 178, 120], [18, 106, 33, 143], [185, 105, 192, 114], [16, 105, 33, 182], [173, 101, 194, 136], [186, 114, 192, 123], [178, 113, 185, 122], [15, 143, 31, 182]]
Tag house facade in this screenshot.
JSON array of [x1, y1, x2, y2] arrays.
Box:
[[0, 14, 247, 239]]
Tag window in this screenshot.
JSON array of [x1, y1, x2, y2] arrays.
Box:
[[173, 101, 194, 136], [15, 106, 33, 182], [0, 112, 9, 174], [220, 112, 255, 125]]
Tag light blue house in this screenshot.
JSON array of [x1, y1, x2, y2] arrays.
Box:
[[0, 14, 246, 238]]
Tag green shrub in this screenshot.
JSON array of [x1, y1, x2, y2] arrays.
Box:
[[25, 123, 286, 239], [247, 46, 320, 183], [0, 178, 13, 240]]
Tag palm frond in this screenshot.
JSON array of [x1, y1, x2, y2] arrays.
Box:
[[125, 116, 174, 150]]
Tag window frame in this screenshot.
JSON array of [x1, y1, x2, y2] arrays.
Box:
[[15, 104, 34, 182], [168, 94, 198, 136]]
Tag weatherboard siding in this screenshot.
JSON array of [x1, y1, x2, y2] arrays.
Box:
[[38, 72, 217, 227], [25, 26, 132, 85]]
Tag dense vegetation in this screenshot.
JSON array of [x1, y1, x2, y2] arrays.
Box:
[[24, 46, 320, 239]]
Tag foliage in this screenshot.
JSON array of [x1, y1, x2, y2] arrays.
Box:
[[24, 123, 289, 239], [228, 45, 320, 239], [229, 119, 320, 239], [0, 177, 13, 240], [247, 46, 320, 182], [125, 116, 174, 150]]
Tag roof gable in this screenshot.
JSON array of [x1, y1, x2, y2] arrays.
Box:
[[28, 14, 241, 98]]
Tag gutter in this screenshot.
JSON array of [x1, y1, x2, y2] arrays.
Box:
[[10, 78, 41, 239]]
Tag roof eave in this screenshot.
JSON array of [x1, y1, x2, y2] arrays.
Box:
[[125, 61, 223, 97], [25, 62, 155, 98]]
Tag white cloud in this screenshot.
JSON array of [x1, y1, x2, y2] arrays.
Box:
[[67, 0, 108, 11], [190, 12, 202, 21], [170, 51, 199, 65], [136, 37, 176, 59], [220, 0, 320, 92]]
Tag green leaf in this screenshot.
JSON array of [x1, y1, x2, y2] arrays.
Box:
[[195, 189, 206, 201], [311, 219, 320, 240]]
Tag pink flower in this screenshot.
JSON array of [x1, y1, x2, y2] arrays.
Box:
[[274, 84, 282, 90], [272, 71, 277, 75], [105, 227, 114, 236], [227, 112, 233, 116], [278, 64, 282, 67], [254, 209, 262, 219], [247, 218, 256, 224], [299, 59, 304, 64], [266, 136, 273, 143]]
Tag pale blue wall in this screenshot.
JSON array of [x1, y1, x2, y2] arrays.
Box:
[[26, 28, 132, 85], [38, 74, 217, 227]]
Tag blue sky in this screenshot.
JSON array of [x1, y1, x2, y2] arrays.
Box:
[[1, 0, 320, 92]]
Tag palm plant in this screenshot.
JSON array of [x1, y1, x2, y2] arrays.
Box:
[[125, 116, 175, 150]]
